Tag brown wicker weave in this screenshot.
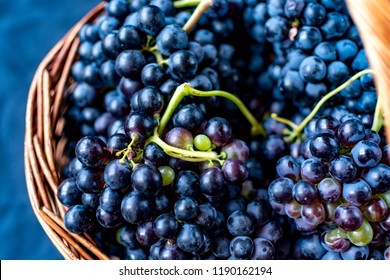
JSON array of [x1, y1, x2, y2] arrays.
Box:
[[24, 0, 390, 260]]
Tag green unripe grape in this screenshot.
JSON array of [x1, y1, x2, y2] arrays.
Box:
[[158, 166, 175, 186], [194, 134, 212, 151], [346, 219, 373, 246]]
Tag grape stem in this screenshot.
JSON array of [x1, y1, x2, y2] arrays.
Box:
[[272, 69, 375, 143], [147, 132, 225, 163], [371, 92, 383, 132], [173, 0, 202, 8], [182, 0, 213, 33], [157, 83, 266, 137]]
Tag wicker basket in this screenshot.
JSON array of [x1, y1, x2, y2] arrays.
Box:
[[24, 0, 390, 260]]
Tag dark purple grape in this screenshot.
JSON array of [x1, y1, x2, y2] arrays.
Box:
[[337, 119, 366, 148], [176, 224, 204, 253], [121, 192, 153, 224], [81, 193, 100, 210], [124, 112, 155, 141], [292, 180, 317, 205], [341, 245, 369, 260], [143, 142, 166, 166], [99, 187, 123, 213], [221, 139, 250, 162], [315, 115, 340, 135], [64, 205, 95, 234], [250, 238, 275, 260], [156, 24, 189, 56], [334, 204, 363, 232], [172, 104, 204, 132], [174, 196, 199, 222], [229, 236, 254, 260], [136, 221, 158, 246], [351, 140, 382, 168], [159, 241, 188, 260], [115, 50, 146, 78], [194, 203, 217, 230], [96, 206, 123, 228], [134, 86, 164, 114], [317, 178, 342, 202], [227, 210, 255, 236], [118, 225, 138, 249], [329, 155, 357, 183], [173, 170, 200, 197], [211, 237, 231, 259], [300, 158, 326, 184], [75, 136, 109, 167], [276, 155, 300, 181], [104, 159, 132, 190], [199, 167, 226, 197], [76, 167, 105, 194], [131, 164, 162, 197], [362, 198, 388, 222], [204, 117, 232, 147], [309, 132, 339, 162], [246, 199, 272, 226], [342, 179, 372, 206], [268, 177, 293, 204], [168, 50, 198, 79], [361, 164, 390, 194], [137, 5, 166, 36], [222, 159, 249, 184], [57, 178, 82, 207]]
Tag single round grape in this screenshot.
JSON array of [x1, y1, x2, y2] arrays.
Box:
[[159, 241, 188, 260], [317, 177, 342, 202], [174, 196, 199, 222], [211, 236, 231, 259], [221, 139, 250, 162], [194, 134, 212, 151], [285, 199, 302, 219], [227, 210, 255, 236], [117, 225, 138, 249], [76, 167, 105, 194], [176, 224, 204, 253], [361, 164, 390, 194], [309, 132, 339, 162], [329, 155, 357, 183], [99, 187, 123, 213], [300, 158, 326, 184], [222, 159, 249, 184], [342, 179, 372, 206], [172, 104, 203, 132], [194, 203, 217, 230], [229, 236, 254, 260], [292, 180, 317, 205], [275, 155, 301, 181], [121, 192, 153, 224], [323, 228, 351, 253], [254, 220, 284, 245], [204, 117, 232, 147], [334, 205, 363, 232], [143, 142, 166, 166], [351, 140, 382, 168], [165, 127, 194, 149], [250, 238, 275, 260], [64, 205, 94, 234], [81, 193, 100, 210], [131, 164, 162, 197], [199, 167, 225, 197], [75, 136, 109, 167], [246, 199, 273, 226], [137, 5, 166, 36], [57, 178, 82, 207], [158, 165, 175, 186], [96, 206, 123, 228], [136, 221, 158, 247], [337, 119, 366, 148], [104, 159, 132, 191], [300, 200, 326, 227], [115, 50, 146, 78], [268, 177, 293, 204], [361, 197, 388, 222], [173, 170, 200, 197]]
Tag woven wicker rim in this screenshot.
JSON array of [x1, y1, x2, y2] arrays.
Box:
[[24, 0, 390, 260]]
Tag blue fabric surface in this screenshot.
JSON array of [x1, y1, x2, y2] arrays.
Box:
[[0, 0, 99, 260]]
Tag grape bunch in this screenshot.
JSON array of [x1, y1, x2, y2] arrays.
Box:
[[55, 0, 389, 260]]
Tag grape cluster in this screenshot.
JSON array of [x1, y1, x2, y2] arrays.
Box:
[[56, 0, 390, 260]]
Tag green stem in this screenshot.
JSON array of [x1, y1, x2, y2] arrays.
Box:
[[157, 83, 265, 137], [189, 86, 266, 137], [174, 0, 202, 8], [271, 113, 298, 130], [371, 93, 384, 132], [277, 69, 374, 143], [183, 0, 213, 33], [158, 83, 189, 136], [148, 133, 223, 162]]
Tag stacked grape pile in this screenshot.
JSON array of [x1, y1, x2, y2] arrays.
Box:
[[56, 0, 390, 260]]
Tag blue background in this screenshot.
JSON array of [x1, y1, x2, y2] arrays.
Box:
[[0, 0, 99, 259]]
